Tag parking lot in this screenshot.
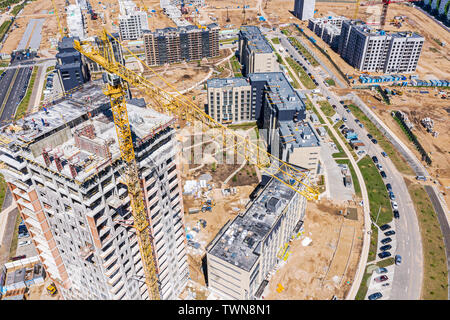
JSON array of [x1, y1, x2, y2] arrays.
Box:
[[365, 264, 396, 300]]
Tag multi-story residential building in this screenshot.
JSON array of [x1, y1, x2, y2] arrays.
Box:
[[308, 16, 348, 50], [0, 83, 188, 300], [294, 0, 316, 20], [278, 121, 321, 179], [55, 37, 90, 93], [206, 170, 308, 300], [119, 0, 149, 40], [338, 20, 424, 73], [66, 4, 86, 40], [206, 78, 252, 124], [143, 24, 219, 66], [238, 26, 278, 76]]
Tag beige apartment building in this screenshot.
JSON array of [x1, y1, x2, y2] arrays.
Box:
[[206, 170, 308, 299], [206, 78, 252, 124]]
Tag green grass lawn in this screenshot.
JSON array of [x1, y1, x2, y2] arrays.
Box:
[[325, 78, 336, 86], [347, 104, 414, 175], [332, 122, 358, 160], [271, 37, 280, 44], [0, 20, 12, 41], [377, 257, 395, 268], [287, 37, 319, 66], [285, 57, 316, 89], [408, 183, 448, 299], [230, 56, 241, 76], [15, 66, 38, 120], [368, 224, 379, 262], [357, 155, 393, 226], [355, 265, 372, 300], [335, 159, 361, 197], [0, 173, 6, 209], [318, 100, 335, 117], [326, 127, 346, 158]]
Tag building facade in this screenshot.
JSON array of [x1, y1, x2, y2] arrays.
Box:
[[294, 0, 316, 20], [207, 78, 252, 124], [55, 37, 90, 93], [119, 0, 149, 40], [0, 83, 188, 300], [206, 170, 308, 299], [143, 24, 219, 66], [308, 16, 348, 50], [338, 20, 424, 73], [238, 26, 278, 76]]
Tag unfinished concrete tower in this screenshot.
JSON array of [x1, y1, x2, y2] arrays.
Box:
[[0, 83, 188, 300]]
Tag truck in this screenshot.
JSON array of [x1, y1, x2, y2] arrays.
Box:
[[47, 283, 57, 296]]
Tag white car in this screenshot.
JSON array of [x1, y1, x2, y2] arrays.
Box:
[[376, 164, 383, 170], [391, 201, 398, 210], [18, 240, 32, 247]]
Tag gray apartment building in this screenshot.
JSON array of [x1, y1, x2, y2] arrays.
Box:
[[143, 24, 219, 66], [338, 20, 424, 73], [206, 170, 308, 299], [308, 16, 348, 50], [238, 26, 278, 76], [294, 0, 316, 20], [0, 83, 188, 300]]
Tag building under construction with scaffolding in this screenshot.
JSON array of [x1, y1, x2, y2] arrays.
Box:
[[143, 24, 219, 66], [206, 170, 308, 299], [0, 82, 188, 300]]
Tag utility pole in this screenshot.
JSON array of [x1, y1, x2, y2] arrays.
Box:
[[226, 7, 230, 22]]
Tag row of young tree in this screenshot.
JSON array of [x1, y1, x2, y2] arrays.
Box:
[[417, 0, 450, 27]]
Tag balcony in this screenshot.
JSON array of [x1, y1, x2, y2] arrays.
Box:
[[103, 255, 118, 270], [107, 269, 122, 286], [110, 279, 126, 295], [95, 214, 108, 227], [100, 243, 115, 260], [17, 198, 34, 211]]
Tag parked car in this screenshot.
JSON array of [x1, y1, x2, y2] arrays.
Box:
[[416, 175, 427, 181], [375, 267, 388, 274], [357, 150, 366, 156], [380, 224, 391, 231], [381, 151, 388, 157], [355, 119, 360, 123], [339, 124, 346, 130], [395, 255, 402, 265], [368, 292, 383, 300], [367, 134, 373, 139], [346, 108, 351, 113], [18, 240, 32, 247], [382, 283, 390, 287], [332, 104, 337, 109], [381, 237, 392, 244], [378, 251, 391, 259], [389, 191, 395, 200], [393, 210, 400, 219], [391, 201, 398, 210], [372, 156, 379, 163], [374, 275, 388, 283], [18, 233, 29, 239], [385, 230, 396, 236], [380, 171, 387, 178], [380, 244, 392, 251], [11, 255, 26, 261], [386, 183, 392, 191], [343, 117, 347, 122], [376, 164, 383, 170], [371, 138, 378, 144], [359, 123, 364, 128]]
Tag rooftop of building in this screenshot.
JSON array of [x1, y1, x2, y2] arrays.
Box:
[[0, 82, 174, 183], [279, 120, 321, 148], [249, 72, 306, 113], [208, 169, 305, 271], [207, 77, 250, 88], [144, 23, 219, 36], [239, 25, 273, 54], [346, 20, 423, 39]]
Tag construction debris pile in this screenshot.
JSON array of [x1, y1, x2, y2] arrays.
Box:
[[421, 117, 438, 137]]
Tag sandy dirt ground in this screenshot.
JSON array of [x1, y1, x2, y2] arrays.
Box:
[[263, 199, 363, 300], [1, 0, 65, 54]]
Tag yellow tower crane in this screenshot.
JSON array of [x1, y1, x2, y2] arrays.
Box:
[[69, 28, 320, 300], [353, 0, 361, 19], [51, 0, 67, 38]]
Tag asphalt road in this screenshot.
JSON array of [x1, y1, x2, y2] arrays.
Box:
[[0, 66, 33, 122], [273, 30, 423, 299]]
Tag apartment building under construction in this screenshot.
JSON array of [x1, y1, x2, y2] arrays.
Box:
[[206, 170, 307, 299], [0, 83, 188, 300], [143, 24, 219, 66]]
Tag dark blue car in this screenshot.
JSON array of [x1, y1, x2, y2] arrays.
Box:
[[368, 292, 383, 300]]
